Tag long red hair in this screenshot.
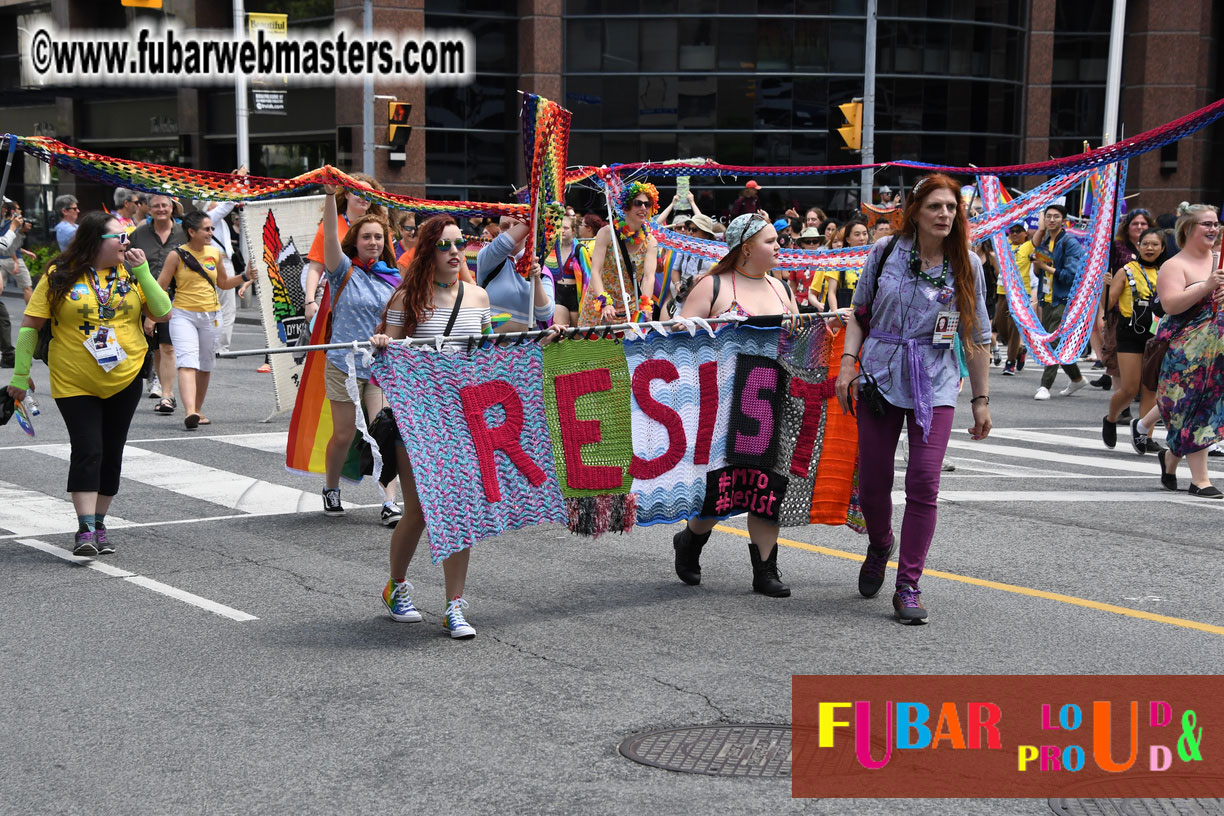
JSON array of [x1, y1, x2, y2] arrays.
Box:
[[341, 214, 397, 267], [378, 215, 456, 335], [898, 173, 981, 350]]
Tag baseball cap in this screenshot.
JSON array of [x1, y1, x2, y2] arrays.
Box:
[[773, 218, 789, 232], [745, 180, 761, 190], [670, 215, 690, 228]]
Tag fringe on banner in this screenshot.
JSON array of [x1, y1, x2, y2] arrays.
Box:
[[566, 493, 638, 538], [345, 346, 384, 491]]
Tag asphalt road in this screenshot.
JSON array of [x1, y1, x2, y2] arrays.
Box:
[[3, 303, 1222, 815]]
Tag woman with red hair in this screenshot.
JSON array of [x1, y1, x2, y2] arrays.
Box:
[[834, 174, 993, 625], [370, 215, 492, 638]]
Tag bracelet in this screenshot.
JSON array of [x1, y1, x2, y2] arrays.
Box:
[[970, 395, 990, 405], [841, 352, 859, 362]]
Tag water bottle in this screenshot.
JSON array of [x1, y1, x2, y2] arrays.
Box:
[[25, 383, 40, 416]]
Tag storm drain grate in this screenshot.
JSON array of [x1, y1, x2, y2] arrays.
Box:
[[619, 724, 791, 778], [1049, 798, 1223, 815]]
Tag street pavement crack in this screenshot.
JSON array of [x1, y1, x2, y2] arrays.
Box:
[[645, 675, 730, 722]]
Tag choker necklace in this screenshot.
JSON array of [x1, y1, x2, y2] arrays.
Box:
[[434, 278, 457, 288], [734, 266, 766, 280]]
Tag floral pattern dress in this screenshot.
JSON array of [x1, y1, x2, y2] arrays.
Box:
[[578, 229, 649, 325], [1156, 300, 1224, 456]]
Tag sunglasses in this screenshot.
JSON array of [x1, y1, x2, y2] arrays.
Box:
[[630, 199, 651, 209], [436, 239, 464, 251], [101, 232, 130, 244], [800, 239, 820, 246]]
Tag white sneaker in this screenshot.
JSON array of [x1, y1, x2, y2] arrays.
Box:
[[941, 459, 956, 472], [1060, 379, 1087, 397], [1034, 386, 1051, 400], [443, 597, 476, 639], [147, 376, 162, 399]]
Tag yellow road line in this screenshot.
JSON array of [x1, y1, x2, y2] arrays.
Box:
[[712, 524, 1224, 637]]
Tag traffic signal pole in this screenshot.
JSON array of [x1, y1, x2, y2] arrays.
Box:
[[860, 0, 877, 208]]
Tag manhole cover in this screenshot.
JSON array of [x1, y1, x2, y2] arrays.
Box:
[[1049, 798, 1223, 815], [619, 724, 791, 778]]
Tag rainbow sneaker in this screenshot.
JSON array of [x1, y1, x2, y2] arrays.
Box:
[[443, 597, 476, 639], [382, 579, 422, 622]]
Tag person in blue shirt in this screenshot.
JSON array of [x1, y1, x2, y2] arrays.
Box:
[[1031, 204, 1087, 400], [475, 214, 554, 332], [54, 194, 80, 251]]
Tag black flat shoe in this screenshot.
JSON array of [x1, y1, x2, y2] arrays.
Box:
[[1188, 484, 1223, 499], [1102, 417, 1117, 449], [1158, 449, 1178, 491]]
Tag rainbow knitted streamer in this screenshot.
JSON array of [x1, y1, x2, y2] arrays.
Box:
[[981, 166, 1118, 365], [518, 94, 572, 277]]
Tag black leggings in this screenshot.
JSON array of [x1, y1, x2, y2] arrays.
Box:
[[54, 376, 144, 495]]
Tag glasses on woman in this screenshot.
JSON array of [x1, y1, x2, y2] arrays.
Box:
[[1198, 221, 1221, 231], [101, 232, 130, 245], [404, 226, 417, 236], [800, 239, 820, 247], [630, 199, 651, 210], [436, 239, 464, 251]]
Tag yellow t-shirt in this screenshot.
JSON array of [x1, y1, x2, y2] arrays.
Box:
[[26, 265, 149, 399], [171, 245, 223, 312], [1117, 260, 1159, 318], [1000, 240, 1034, 295]]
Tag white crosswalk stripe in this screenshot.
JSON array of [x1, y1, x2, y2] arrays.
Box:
[[2, 427, 1221, 537]]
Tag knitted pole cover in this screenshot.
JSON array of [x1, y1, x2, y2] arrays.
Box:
[[371, 343, 567, 563]]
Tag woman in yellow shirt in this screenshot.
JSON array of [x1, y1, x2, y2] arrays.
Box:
[[6, 211, 172, 556], [1101, 228, 1165, 448], [157, 211, 247, 430]]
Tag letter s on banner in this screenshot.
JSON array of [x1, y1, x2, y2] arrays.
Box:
[[628, 359, 687, 480]]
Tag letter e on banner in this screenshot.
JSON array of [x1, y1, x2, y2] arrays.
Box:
[[459, 380, 547, 502], [554, 368, 624, 490]]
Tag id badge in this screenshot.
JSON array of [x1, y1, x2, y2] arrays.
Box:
[[931, 311, 959, 350], [84, 327, 128, 372]]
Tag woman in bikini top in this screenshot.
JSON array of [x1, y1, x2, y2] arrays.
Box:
[[673, 212, 800, 601]]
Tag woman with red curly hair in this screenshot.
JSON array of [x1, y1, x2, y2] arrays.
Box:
[[579, 181, 659, 324], [834, 173, 993, 625], [370, 214, 492, 639]]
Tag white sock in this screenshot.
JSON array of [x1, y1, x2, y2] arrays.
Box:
[[1136, 419, 1150, 435]]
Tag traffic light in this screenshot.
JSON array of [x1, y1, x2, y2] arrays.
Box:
[[388, 102, 411, 163], [121, 0, 163, 6], [837, 99, 862, 151]]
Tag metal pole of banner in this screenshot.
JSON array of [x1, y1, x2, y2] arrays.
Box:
[[217, 312, 845, 357], [362, 0, 375, 175], [234, 0, 250, 171], [0, 135, 16, 204], [1102, 0, 1127, 148], [859, 0, 878, 209]]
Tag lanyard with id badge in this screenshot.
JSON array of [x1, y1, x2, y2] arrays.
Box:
[[911, 247, 958, 349], [84, 266, 132, 372]]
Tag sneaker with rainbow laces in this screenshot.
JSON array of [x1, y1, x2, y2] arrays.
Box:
[[382, 578, 422, 622], [443, 597, 476, 639]]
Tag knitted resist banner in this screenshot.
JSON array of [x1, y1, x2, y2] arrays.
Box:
[[371, 343, 567, 563], [373, 324, 862, 561]]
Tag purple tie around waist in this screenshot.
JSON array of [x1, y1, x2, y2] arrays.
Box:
[[872, 331, 936, 441]]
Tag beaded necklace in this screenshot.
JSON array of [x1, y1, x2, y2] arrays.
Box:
[[88, 266, 128, 321], [909, 246, 948, 288]]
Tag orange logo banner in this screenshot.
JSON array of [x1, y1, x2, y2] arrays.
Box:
[[792, 675, 1223, 798]]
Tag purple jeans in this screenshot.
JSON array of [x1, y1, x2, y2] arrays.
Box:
[[856, 402, 955, 589]]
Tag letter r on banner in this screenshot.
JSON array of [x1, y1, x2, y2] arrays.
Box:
[[459, 380, 548, 502]]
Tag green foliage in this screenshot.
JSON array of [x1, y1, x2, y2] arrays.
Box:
[[26, 244, 60, 283]]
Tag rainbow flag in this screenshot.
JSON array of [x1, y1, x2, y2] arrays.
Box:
[[285, 286, 364, 482]]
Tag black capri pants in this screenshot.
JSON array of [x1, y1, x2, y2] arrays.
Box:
[[54, 375, 144, 495]]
